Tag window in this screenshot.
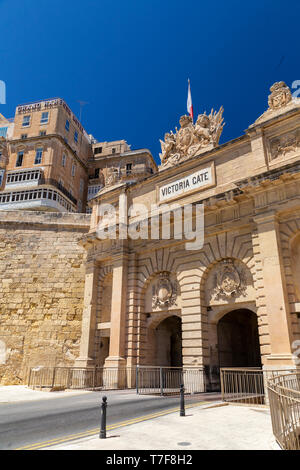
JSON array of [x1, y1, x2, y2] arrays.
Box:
[[126, 163, 132, 175], [112, 148, 116, 154], [22, 115, 31, 127], [71, 163, 76, 177], [79, 178, 84, 194], [94, 168, 100, 178], [0, 127, 8, 138], [39, 130, 46, 136], [74, 131, 78, 143], [34, 148, 43, 164], [94, 147, 102, 155], [21, 134, 27, 140], [16, 151, 24, 167], [40, 112, 49, 124], [62, 153, 66, 167], [0, 170, 4, 186], [65, 120, 70, 131]]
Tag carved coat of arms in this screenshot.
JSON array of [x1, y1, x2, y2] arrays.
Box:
[[213, 259, 246, 300], [152, 273, 178, 309], [268, 82, 292, 110], [159, 107, 225, 170]]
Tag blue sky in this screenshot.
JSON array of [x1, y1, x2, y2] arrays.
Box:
[[0, 0, 300, 163]]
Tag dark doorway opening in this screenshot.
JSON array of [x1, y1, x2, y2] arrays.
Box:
[[217, 309, 261, 368], [156, 316, 182, 367]]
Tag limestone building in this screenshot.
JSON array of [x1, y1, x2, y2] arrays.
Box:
[[0, 99, 155, 214], [76, 81, 300, 389], [0, 82, 300, 388]]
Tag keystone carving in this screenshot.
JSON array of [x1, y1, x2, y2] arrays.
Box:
[[213, 259, 246, 300], [152, 272, 178, 309]]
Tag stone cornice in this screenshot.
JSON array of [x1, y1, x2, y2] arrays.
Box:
[[236, 160, 300, 191], [0, 210, 90, 231]]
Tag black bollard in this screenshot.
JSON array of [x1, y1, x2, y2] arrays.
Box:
[[100, 395, 107, 439], [180, 383, 185, 416]]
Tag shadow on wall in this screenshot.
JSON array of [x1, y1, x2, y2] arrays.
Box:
[[0, 340, 6, 365]]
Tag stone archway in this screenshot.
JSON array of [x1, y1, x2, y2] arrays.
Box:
[[217, 308, 261, 368]]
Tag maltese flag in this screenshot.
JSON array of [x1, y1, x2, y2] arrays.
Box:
[[187, 79, 193, 120]]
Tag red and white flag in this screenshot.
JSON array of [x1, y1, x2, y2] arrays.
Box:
[[187, 79, 193, 120]]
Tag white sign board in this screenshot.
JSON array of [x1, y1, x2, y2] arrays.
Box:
[[159, 167, 212, 202]]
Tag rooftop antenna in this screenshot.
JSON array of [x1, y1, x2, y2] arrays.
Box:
[[77, 100, 89, 122]]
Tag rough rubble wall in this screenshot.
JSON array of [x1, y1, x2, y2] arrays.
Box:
[[0, 211, 90, 384]]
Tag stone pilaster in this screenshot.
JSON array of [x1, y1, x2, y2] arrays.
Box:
[[253, 212, 295, 368], [126, 252, 138, 368], [104, 253, 128, 369], [74, 260, 99, 367], [179, 269, 207, 392]]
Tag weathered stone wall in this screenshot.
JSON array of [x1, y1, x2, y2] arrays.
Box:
[[0, 211, 90, 384]]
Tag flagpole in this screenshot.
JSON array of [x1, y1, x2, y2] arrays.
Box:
[[187, 78, 193, 123]]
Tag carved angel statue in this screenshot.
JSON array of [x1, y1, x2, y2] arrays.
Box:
[[159, 106, 225, 169], [159, 132, 176, 164], [105, 170, 119, 187]]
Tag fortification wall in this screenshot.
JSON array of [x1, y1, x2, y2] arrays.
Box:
[[0, 211, 90, 384]]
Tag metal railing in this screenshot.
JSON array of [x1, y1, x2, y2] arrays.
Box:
[[136, 366, 207, 395], [28, 366, 136, 390], [38, 178, 77, 205], [220, 368, 266, 405], [220, 367, 298, 406], [267, 372, 300, 450], [28, 365, 207, 395]]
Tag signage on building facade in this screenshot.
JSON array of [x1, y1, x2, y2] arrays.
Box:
[[159, 166, 213, 202], [17, 99, 84, 134]]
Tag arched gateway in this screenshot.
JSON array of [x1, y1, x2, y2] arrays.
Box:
[[217, 309, 261, 369], [75, 82, 298, 391]]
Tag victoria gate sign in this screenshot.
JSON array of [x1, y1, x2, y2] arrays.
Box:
[[159, 163, 214, 202]]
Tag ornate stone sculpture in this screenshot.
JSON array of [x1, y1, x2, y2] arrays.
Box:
[[268, 81, 292, 110], [213, 259, 246, 300], [105, 171, 119, 187], [152, 272, 178, 308], [270, 129, 300, 160], [250, 81, 296, 127], [159, 107, 225, 170]]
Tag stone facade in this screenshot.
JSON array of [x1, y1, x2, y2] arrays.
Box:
[[76, 82, 300, 390], [0, 211, 90, 384], [1, 81, 300, 388], [0, 100, 156, 214]]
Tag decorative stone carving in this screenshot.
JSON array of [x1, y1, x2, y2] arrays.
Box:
[[105, 171, 119, 187], [268, 81, 292, 110], [213, 259, 246, 300], [250, 81, 296, 127], [159, 107, 225, 170], [270, 129, 300, 160], [152, 272, 178, 308]]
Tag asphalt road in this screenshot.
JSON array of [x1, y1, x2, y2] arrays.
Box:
[[0, 390, 207, 450]]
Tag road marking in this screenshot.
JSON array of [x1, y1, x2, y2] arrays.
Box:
[[16, 401, 208, 450]]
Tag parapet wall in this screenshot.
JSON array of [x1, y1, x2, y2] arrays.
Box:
[[0, 211, 90, 384]]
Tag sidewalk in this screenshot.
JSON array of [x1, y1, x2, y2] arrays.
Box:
[[0, 385, 92, 403], [48, 403, 280, 451]]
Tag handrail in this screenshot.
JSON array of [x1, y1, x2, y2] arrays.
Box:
[[267, 371, 300, 450]]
